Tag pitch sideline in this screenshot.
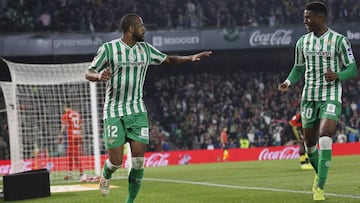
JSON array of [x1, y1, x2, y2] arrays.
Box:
[[144, 177, 360, 200]]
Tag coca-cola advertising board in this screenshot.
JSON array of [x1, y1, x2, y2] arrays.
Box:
[[0, 143, 359, 175], [249, 29, 293, 46]]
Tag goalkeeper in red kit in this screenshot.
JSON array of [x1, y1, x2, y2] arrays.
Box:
[[289, 113, 313, 170], [59, 102, 84, 180]]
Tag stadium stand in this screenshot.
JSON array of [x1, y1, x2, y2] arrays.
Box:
[[0, 0, 359, 33]]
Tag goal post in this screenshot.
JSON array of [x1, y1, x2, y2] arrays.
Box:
[[89, 82, 101, 176], [0, 59, 129, 183], [0, 82, 22, 173]]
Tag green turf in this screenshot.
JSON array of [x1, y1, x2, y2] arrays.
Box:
[[2, 155, 360, 203]]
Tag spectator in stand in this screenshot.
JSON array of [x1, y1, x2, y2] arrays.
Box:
[[239, 133, 250, 148], [38, 10, 51, 31], [335, 129, 347, 143], [162, 138, 171, 151]]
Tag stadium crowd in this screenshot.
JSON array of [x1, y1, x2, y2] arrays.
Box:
[[0, 68, 359, 156], [0, 0, 359, 33], [144, 69, 360, 152]]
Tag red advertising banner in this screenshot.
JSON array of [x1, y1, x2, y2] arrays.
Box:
[[0, 142, 360, 175]]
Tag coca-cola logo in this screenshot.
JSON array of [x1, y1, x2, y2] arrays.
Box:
[[258, 147, 299, 160], [249, 29, 293, 46], [145, 153, 170, 167]]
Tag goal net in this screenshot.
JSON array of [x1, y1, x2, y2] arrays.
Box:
[[0, 59, 131, 183]]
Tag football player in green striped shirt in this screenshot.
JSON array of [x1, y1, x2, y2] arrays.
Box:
[[85, 13, 211, 203], [278, 1, 357, 201]]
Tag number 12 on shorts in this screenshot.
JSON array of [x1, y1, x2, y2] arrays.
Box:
[[107, 125, 118, 137]]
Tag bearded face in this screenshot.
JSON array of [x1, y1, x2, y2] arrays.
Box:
[[132, 17, 145, 42], [133, 29, 144, 42]]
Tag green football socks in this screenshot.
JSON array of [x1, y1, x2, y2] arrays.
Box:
[[126, 168, 144, 203], [318, 149, 332, 189], [307, 148, 319, 173], [102, 159, 117, 179]]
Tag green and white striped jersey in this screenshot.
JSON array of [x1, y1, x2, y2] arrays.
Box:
[[294, 28, 355, 102], [89, 39, 167, 119]]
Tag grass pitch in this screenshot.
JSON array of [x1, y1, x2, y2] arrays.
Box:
[[2, 155, 360, 203]]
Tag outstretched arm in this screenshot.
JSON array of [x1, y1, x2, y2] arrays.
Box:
[[163, 51, 212, 65]]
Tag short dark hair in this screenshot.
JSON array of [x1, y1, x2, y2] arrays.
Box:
[[120, 13, 140, 32], [305, 1, 328, 16]]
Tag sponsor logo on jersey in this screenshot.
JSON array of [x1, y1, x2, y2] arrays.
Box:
[[305, 50, 332, 57], [117, 61, 145, 67]]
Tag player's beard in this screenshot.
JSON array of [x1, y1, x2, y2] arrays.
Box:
[[133, 32, 144, 42]]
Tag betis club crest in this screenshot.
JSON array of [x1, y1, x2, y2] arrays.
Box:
[[223, 27, 239, 42]]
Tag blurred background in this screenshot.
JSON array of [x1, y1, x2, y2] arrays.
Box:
[[0, 0, 359, 160]]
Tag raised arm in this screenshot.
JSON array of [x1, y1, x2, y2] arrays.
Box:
[[163, 51, 212, 65]]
